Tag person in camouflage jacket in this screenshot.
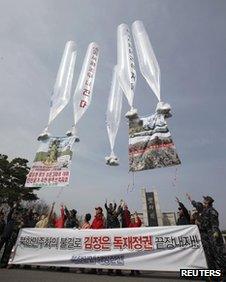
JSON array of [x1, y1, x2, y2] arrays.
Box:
[[187, 194, 225, 272]]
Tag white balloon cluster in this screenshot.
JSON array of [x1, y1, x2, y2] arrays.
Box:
[[38, 41, 100, 143], [106, 20, 168, 166]]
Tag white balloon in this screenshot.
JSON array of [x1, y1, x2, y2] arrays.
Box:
[[132, 20, 161, 101], [73, 42, 100, 126], [106, 66, 123, 156], [117, 24, 136, 109], [49, 41, 77, 124]]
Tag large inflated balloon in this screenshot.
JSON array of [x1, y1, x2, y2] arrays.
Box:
[[132, 21, 160, 101], [73, 42, 100, 126], [106, 66, 123, 166], [38, 41, 77, 140], [49, 41, 77, 124], [117, 24, 136, 109]]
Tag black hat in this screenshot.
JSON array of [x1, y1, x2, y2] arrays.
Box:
[[196, 202, 204, 211], [70, 209, 77, 216], [85, 213, 91, 221], [203, 196, 214, 204]]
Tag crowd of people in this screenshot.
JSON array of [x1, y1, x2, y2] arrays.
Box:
[[0, 195, 225, 276], [176, 194, 225, 273], [0, 199, 141, 275]]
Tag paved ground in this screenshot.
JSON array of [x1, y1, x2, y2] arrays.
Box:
[[0, 269, 206, 282]]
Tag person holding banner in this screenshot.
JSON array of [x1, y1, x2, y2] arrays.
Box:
[[0, 204, 23, 268], [117, 201, 131, 228], [129, 212, 142, 276], [129, 212, 142, 228], [104, 201, 120, 228], [77, 214, 92, 274], [88, 207, 105, 275], [81, 213, 91, 229], [91, 207, 105, 229]]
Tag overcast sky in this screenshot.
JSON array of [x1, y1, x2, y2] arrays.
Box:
[[0, 0, 226, 228]]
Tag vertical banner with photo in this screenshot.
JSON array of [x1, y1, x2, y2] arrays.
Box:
[[25, 136, 75, 188], [128, 112, 181, 172]]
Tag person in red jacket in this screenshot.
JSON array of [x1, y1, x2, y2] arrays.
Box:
[[129, 212, 142, 276], [89, 207, 105, 275], [129, 212, 142, 228], [53, 205, 65, 228], [117, 201, 131, 228], [91, 207, 105, 229]]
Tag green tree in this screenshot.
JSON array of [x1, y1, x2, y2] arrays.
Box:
[[0, 154, 39, 207]]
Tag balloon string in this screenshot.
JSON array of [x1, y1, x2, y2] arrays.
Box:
[[127, 171, 135, 193], [55, 139, 79, 200], [172, 167, 178, 188], [56, 187, 64, 199], [132, 171, 135, 188]]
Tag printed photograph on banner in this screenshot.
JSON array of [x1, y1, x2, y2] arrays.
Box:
[[128, 111, 181, 172], [25, 136, 75, 187]]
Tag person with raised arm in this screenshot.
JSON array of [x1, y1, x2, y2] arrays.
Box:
[[64, 206, 79, 228], [117, 200, 131, 228], [35, 202, 55, 228], [89, 207, 105, 275], [105, 200, 120, 229], [175, 197, 190, 225], [53, 204, 66, 228], [129, 212, 142, 276], [186, 193, 225, 273]]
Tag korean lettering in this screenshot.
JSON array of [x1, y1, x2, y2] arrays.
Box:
[[60, 237, 82, 250], [84, 236, 111, 251], [113, 235, 152, 251]]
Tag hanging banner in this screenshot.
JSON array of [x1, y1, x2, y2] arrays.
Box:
[[128, 112, 181, 172], [25, 136, 75, 187], [9, 225, 207, 271]]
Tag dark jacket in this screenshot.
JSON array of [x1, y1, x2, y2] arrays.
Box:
[[196, 203, 224, 245], [2, 207, 19, 239], [0, 219, 5, 236], [104, 203, 120, 228], [64, 207, 79, 228], [177, 202, 190, 225], [23, 210, 37, 228], [117, 206, 131, 228]]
